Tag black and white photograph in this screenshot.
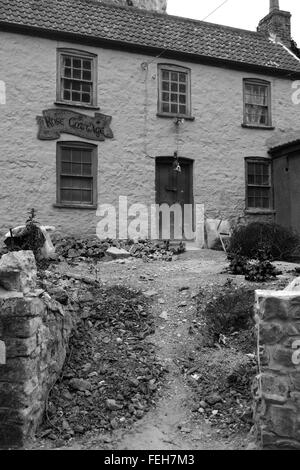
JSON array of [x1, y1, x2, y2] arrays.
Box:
[[1, 0, 300, 456]]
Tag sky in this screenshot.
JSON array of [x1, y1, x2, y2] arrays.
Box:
[[167, 0, 300, 45]]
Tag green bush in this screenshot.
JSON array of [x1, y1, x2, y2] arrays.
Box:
[[228, 222, 300, 261]]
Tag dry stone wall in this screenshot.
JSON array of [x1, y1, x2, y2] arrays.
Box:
[[0, 252, 75, 448], [253, 289, 300, 449]]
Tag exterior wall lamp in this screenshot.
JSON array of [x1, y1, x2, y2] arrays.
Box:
[[173, 151, 182, 173]]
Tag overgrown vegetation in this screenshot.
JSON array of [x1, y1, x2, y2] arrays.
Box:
[[227, 254, 278, 282], [226, 222, 299, 282], [4, 209, 45, 261], [228, 222, 300, 261], [197, 280, 256, 346]]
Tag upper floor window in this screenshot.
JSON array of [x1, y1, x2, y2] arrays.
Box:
[[245, 157, 272, 210], [56, 141, 98, 208], [243, 79, 272, 128], [158, 65, 191, 118], [57, 49, 97, 107]]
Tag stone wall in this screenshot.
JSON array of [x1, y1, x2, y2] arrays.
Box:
[[0, 253, 75, 448], [0, 31, 298, 238], [253, 289, 300, 449]]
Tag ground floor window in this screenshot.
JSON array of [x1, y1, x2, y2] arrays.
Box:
[[245, 157, 272, 210], [56, 141, 97, 207]]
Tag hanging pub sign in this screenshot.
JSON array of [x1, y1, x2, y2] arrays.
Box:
[[36, 109, 114, 141]]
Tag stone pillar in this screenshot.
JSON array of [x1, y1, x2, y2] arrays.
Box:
[[0, 251, 74, 448], [0, 292, 44, 448], [253, 290, 300, 449]]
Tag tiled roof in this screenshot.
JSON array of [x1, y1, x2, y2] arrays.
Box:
[[1, 0, 300, 76], [268, 131, 300, 152]]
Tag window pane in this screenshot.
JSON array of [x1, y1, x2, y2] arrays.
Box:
[[82, 93, 91, 103], [162, 81, 169, 91], [83, 70, 91, 81], [72, 150, 82, 163], [162, 70, 169, 80], [83, 60, 91, 70], [71, 190, 82, 202], [61, 149, 71, 161], [63, 79, 71, 90], [61, 176, 92, 189], [82, 152, 92, 164], [71, 163, 82, 175], [61, 189, 73, 202], [73, 58, 82, 69], [82, 164, 92, 176], [171, 83, 178, 92], [171, 104, 178, 113], [72, 92, 81, 101], [64, 68, 71, 78], [63, 90, 71, 101], [64, 57, 71, 67], [82, 190, 92, 203], [82, 83, 91, 93], [171, 94, 178, 103], [162, 92, 169, 102], [179, 73, 187, 83], [171, 72, 178, 81], [162, 103, 169, 113], [179, 84, 186, 93], [72, 81, 81, 91], [61, 162, 72, 173], [179, 105, 186, 114], [73, 68, 81, 79], [245, 105, 268, 125], [179, 94, 186, 104]]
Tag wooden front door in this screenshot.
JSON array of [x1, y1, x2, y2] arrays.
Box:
[[155, 157, 194, 240], [273, 149, 300, 234]]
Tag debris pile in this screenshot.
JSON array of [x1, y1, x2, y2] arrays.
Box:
[[55, 237, 185, 262], [186, 346, 256, 436], [181, 281, 258, 437], [37, 283, 166, 442]]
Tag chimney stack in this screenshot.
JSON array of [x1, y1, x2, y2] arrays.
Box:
[[270, 0, 279, 12], [97, 0, 168, 12], [257, 0, 291, 47]]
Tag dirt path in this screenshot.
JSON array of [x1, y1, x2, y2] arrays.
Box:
[[95, 250, 248, 450], [31, 249, 296, 451]]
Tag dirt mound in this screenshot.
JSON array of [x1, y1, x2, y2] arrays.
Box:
[[38, 285, 167, 443]]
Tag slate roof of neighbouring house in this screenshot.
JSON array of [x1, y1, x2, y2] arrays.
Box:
[[1, 0, 300, 76]]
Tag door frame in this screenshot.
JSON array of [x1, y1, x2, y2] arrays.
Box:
[[155, 156, 195, 240], [270, 140, 300, 231]]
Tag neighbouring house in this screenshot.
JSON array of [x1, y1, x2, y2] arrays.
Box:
[[1, 0, 300, 245]]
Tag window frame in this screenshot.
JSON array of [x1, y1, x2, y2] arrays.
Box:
[[243, 78, 272, 129], [56, 141, 98, 209], [157, 64, 192, 119], [245, 157, 273, 211], [56, 49, 98, 108]]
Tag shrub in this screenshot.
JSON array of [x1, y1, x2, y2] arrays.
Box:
[[228, 222, 300, 261], [197, 281, 255, 344], [227, 254, 278, 282], [245, 259, 278, 282]]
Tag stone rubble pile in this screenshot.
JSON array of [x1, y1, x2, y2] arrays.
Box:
[[54, 237, 185, 262], [36, 273, 167, 442]]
